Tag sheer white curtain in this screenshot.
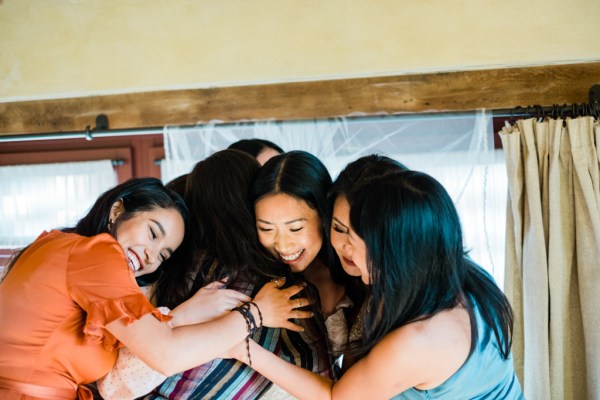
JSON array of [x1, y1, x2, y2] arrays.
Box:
[[0, 160, 117, 248], [162, 110, 506, 286]]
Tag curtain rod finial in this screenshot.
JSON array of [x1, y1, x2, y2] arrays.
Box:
[[590, 85, 600, 118]]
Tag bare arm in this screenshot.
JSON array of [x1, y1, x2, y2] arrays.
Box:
[[232, 325, 436, 400], [168, 280, 250, 327], [106, 280, 311, 376]]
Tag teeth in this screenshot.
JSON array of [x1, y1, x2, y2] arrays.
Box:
[[280, 249, 304, 261], [127, 250, 141, 271]]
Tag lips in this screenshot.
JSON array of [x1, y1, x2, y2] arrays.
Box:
[[342, 256, 356, 267], [279, 249, 304, 263], [127, 249, 142, 272]]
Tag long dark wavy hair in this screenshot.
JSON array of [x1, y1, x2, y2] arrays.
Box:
[[328, 154, 409, 345], [251, 150, 344, 285], [347, 170, 513, 360], [4, 177, 189, 280], [153, 149, 286, 308]]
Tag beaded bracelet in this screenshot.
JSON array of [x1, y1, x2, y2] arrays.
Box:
[[233, 301, 263, 366], [248, 301, 263, 328]]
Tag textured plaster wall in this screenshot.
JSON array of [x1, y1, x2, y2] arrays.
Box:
[[1, 0, 599, 101]]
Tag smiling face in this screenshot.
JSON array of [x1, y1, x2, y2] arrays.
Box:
[[331, 195, 370, 284], [255, 193, 323, 274], [111, 202, 185, 277]]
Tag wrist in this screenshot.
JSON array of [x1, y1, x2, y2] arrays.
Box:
[[248, 301, 263, 329]]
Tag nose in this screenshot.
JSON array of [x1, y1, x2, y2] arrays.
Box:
[[145, 246, 159, 267], [274, 231, 293, 253], [341, 237, 352, 254]]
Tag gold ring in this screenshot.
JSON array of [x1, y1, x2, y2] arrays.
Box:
[[297, 299, 302, 307], [272, 278, 280, 288]]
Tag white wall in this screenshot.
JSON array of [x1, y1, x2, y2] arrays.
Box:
[[1, 0, 599, 101]]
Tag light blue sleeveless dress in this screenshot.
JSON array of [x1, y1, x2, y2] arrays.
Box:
[[392, 298, 524, 399]]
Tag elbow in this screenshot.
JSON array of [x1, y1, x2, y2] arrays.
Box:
[[143, 359, 179, 377], [139, 345, 179, 377], [154, 364, 177, 377]]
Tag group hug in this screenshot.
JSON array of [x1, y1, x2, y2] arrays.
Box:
[[0, 139, 524, 399]]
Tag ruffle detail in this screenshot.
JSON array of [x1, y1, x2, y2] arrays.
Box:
[[83, 293, 172, 351]]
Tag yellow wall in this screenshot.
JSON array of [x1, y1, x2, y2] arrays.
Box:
[[1, 0, 599, 101]]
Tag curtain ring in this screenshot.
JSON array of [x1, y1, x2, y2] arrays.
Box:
[[535, 105, 544, 121], [551, 104, 559, 119], [560, 104, 568, 119], [510, 105, 524, 125], [85, 126, 93, 141], [525, 105, 536, 120]]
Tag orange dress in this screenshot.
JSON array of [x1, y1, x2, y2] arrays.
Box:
[[0, 230, 170, 400]]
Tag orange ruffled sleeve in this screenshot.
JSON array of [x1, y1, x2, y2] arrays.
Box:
[[66, 233, 171, 351]]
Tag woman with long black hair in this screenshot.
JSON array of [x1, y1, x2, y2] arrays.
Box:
[[229, 168, 523, 399]]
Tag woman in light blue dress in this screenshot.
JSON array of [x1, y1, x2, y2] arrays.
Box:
[[226, 167, 524, 399]]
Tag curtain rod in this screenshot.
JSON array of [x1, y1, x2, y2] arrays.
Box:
[[0, 126, 165, 143], [496, 84, 600, 121], [0, 111, 496, 143], [1, 85, 597, 144]]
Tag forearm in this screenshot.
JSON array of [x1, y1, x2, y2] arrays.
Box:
[[244, 340, 334, 400], [107, 310, 249, 376], [169, 302, 202, 327]]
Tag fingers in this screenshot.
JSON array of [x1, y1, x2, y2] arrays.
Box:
[[291, 310, 313, 319], [281, 283, 306, 298], [204, 281, 226, 290], [227, 290, 251, 302], [290, 297, 310, 309], [282, 312, 313, 332], [270, 276, 285, 288]]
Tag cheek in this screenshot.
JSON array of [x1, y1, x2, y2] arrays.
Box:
[[329, 230, 341, 251], [257, 233, 274, 250], [305, 228, 323, 251]]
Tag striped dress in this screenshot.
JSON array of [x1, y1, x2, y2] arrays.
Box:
[[145, 280, 332, 400]]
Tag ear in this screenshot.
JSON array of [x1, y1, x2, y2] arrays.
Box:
[[109, 199, 124, 223]]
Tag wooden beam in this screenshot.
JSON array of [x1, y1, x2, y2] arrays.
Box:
[[1, 62, 599, 137]]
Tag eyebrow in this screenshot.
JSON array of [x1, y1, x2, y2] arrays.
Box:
[[151, 219, 166, 235], [256, 218, 308, 225], [332, 217, 348, 227], [151, 219, 175, 256]]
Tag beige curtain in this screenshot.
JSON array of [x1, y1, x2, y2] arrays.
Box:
[[500, 116, 600, 400]]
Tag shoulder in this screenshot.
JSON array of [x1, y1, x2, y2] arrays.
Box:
[[38, 230, 122, 256], [367, 307, 472, 391], [66, 233, 130, 284]]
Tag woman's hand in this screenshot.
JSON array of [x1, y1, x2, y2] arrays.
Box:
[[252, 278, 312, 332], [169, 280, 250, 327]]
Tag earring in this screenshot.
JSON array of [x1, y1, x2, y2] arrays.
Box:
[[107, 219, 115, 232]]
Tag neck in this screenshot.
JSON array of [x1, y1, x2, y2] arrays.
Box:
[[301, 257, 328, 285]]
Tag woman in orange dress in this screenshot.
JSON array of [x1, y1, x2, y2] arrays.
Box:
[[0, 177, 309, 400]]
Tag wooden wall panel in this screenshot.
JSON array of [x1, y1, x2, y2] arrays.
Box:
[[1, 62, 599, 138]]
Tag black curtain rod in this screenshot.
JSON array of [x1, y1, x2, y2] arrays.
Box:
[[496, 84, 600, 122]]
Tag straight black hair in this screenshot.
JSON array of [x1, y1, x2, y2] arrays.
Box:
[[252, 150, 345, 284], [348, 170, 513, 360], [329, 154, 408, 202], [328, 154, 409, 350], [153, 150, 285, 308]]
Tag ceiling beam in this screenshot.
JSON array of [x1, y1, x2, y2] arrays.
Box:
[[1, 62, 599, 137]]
